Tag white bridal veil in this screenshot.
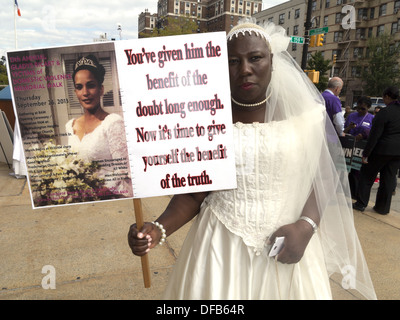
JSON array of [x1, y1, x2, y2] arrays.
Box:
[[227, 19, 377, 300]]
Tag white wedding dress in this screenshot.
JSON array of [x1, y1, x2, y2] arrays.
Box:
[[163, 117, 332, 299], [65, 113, 133, 198]]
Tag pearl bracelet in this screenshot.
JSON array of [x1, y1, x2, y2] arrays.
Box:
[[152, 221, 167, 245], [298, 216, 318, 233]]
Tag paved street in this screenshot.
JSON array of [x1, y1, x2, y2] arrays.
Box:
[[0, 162, 399, 300]]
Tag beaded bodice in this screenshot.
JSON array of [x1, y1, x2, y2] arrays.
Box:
[[205, 119, 314, 254]]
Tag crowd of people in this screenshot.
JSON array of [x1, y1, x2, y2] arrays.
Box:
[[323, 78, 400, 215]]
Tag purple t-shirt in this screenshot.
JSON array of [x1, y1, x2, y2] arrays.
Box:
[[322, 90, 342, 123], [345, 112, 374, 139]]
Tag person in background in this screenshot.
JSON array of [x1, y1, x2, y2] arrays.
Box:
[[353, 86, 400, 214], [322, 77, 344, 136], [343, 105, 353, 119], [344, 96, 374, 142], [374, 106, 383, 115], [344, 96, 374, 198]]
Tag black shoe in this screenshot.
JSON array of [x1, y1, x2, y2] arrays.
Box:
[[372, 206, 389, 215], [352, 202, 365, 212]]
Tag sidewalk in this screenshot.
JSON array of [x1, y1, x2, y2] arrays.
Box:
[[0, 162, 399, 300]]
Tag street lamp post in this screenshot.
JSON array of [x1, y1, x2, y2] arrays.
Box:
[[117, 23, 122, 40], [301, 0, 313, 70]]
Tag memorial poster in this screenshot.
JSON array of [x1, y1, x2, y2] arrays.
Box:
[[7, 32, 236, 209]]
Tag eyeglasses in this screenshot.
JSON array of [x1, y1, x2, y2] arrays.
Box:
[[357, 106, 367, 111]]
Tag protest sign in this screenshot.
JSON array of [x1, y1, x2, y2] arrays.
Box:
[[351, 139, 367, 171], [7, 32, 236, 209], [339, 135, 355, 172], [339, 134, 366, 171]]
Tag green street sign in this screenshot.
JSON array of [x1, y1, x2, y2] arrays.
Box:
[[290, 36, 304, 44], [309, 27, 329, 36]]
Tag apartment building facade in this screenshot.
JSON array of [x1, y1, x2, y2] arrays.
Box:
[[255, 0, 400, 105], [138, 9, 158, 36], [138, 0, 263, 37], [254, 0, 307, 64]]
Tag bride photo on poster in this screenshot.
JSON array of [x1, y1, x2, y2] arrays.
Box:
[[8, 42, 133, 207]]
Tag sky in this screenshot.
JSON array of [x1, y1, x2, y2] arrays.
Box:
[[1, 0, 288, 59]]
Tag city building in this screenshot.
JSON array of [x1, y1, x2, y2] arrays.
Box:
[[138, 0, 263, 37], [255, 0, 400, 105], [93, 33, 110, 43], [254, 0, 307, 63], [310, 0, 400, 105], [138, 9, 158, 37]]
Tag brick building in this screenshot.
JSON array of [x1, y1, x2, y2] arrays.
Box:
[[139, 0, 263, 37]]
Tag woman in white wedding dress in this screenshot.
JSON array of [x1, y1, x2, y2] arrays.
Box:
[[128, 20, 376, 300], [66, 55, 133, 199]]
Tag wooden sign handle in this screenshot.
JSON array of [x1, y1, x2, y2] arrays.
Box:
[[133, 199, 151, 288]]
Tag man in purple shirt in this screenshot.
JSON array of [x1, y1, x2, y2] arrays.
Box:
[[322, 77, 344, 136]]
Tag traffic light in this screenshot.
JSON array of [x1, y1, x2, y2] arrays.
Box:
[[309, 35, 316, 47], [304, 70, 320, 83], [316, 34, 325, 46], [333, 54, 337, 64]]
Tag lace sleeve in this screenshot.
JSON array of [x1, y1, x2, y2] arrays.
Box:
[[103, 114, 127, 158], [103, 113, 133, 197]]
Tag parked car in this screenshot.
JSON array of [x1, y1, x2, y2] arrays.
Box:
[[352, 97, 385, 113], [368, 97, 385, 113]]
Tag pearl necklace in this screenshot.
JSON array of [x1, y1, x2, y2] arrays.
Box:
[[231, 91, 272, 108]]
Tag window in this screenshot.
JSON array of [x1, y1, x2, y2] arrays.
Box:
[[325, 0, 330, 9], [392, 22, 398, 34], [395, 1, 400, 12], [292, 43, 297, 51], [351, 66, 361, 78], [295, 9, 300, 19], [358, 8, 368, 20], [324, 16, 328, 27], [293, 25, 299, 35], [370, 7, 375, 19], [379, 4, 387, 16], [377, 25, 385, 36], [333, 67, 340, 77], [335, 13, 342, 24], [334, 31, 343, 42], [356, 28, 366, 40], [353, 47, 363, 58], [279, 13, 285, 24]]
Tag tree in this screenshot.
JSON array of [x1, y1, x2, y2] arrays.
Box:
[[306, 51, 332, 92], [359, 34, 400, 96], [140, 15, 200, 38], [0, 56, 9, 86]]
